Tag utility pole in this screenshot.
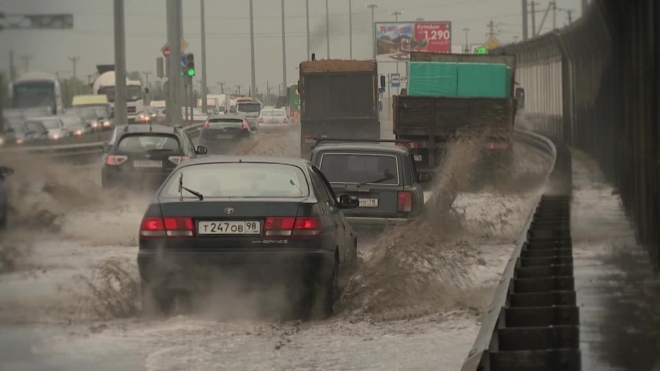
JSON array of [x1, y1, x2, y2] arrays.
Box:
[[530, 1, 537, 37], [391, 11, 402, 73], [236, 84, 242, 96], [486, 21, 497, 37], [367, 4, 378, 60], [143, 71, 152, 105], [266, 81, 272, 105], [20, 55, 32, 74], [551, 1, 557, 30], [537, 1, 552, 35], [200, 0, 208, 114], [113, 0, 128, 127], [522, 0, 529, 41], [142, 71, 151, 88], [305, 0, 310, 60], [567, 9, 573, 23], [281, 0, 287, 90], [218, 81, 225, 93], [9, 50, 16, 80], [581, 0, 588, 16], [348, 0, 353, 59], [166, 0, 183, 126], [249, 0, 256, 99], [68, 56, 80, 79], [463, 28, 470, 53], [325, 0, 330, 58]]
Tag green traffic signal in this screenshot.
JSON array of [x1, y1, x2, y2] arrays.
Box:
[[187, 67, 195, 77]]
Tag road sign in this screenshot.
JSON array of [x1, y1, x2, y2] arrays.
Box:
[[161, 39, 189, 57], [484, 36, 501, 50], [391, 73, 401, 87]]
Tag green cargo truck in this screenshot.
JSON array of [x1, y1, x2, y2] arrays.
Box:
[[393, 52, 521, 174]]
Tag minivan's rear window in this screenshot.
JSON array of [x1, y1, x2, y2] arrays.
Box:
[[160, 163, 309, 199], [207, 118, 243, 128], [117, 134, 180, 153], [319, 153, 399, 185]]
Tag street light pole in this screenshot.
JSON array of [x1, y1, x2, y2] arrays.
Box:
[[281, 0, 287, 90], [249, 0, 256, 99], [325, 0, 330, 58], [113, 0, 127, 127], [349, 0, 353, 59], [367, 4, 378, 60], [200, 0, 208, 113], [391, 11, 402, 74], [305, 0, 310, 60]]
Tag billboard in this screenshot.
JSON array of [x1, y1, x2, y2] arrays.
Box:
[[375, 21, 452, 62]]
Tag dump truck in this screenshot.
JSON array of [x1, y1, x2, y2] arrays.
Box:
[[393, 52, 521, 174], [298, 57, 383, 159]]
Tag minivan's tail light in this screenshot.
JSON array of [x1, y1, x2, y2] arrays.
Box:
[[397, 192, 413, 213], [106, 155, 128, 166], [258, 117, 264, 124], [140, 216, 194, 238], [242, 122, 249, 130], [203, 121, 209, 129], [264, 216, 322, 238], [168, 156, 190, 165]]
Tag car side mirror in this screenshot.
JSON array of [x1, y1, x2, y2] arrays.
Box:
[[416, 172, 432, 183], [338, 194, 360, 209], [0, 166, 14, 178], [196, 145, 208, 155]]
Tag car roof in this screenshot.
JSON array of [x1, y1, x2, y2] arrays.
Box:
[[179, 155, 310, 168], [116, 124, 180, 134], [207, 114, 244, 120], [313, 142, 410, 155]]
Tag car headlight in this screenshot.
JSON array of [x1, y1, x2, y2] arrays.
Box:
[[74, 130, 83, 136], [0, 137, 4, 146], [91, 121, 100, 128], [103, 120, 112, 127], [50, 134, 60, 140], [16, 139, 24, 145]]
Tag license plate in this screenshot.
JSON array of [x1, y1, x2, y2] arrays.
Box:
[[216, 134, 232, 139], [359, 198, 379, 208], [414, 155, 422, 162], [133, 160, 162, 168], [198, 221, 261, 235]]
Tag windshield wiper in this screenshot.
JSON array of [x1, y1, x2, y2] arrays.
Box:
[[178, 173, 204, 201], [289, 179, 303, 196], [357, 173, 395, 187]]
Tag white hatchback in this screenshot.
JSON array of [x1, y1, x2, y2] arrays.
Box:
[[257, 108, 289, 130]]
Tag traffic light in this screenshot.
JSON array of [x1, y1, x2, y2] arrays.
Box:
[[186, 53, 195, 77]]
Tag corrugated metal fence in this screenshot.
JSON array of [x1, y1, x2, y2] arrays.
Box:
[[495, 0, 660, 270]]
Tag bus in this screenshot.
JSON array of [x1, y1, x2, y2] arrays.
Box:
[[10, 72, 64, 114]]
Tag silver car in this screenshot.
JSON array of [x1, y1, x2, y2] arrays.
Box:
[[235, 101, 261, 130], [32, 116, 72, 140], [257, 108, 290, 130]]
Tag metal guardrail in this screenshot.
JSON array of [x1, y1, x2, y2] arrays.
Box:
[[0, 123, 204, 158], [461, 134, 579, 371]]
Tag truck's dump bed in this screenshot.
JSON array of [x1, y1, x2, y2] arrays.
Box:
[[393, 95, 515, 137]]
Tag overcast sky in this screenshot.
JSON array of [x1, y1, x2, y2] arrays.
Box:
[[0, 0, 581, 94]]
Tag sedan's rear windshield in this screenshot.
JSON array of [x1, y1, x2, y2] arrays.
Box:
[[207, 118, 243, 128], [262, 110, 285, 117], [160, 163, 309, 199], [319, 153, 399, 185], [117, 134, 180, 153]]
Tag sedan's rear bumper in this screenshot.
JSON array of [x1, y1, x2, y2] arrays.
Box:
[[344, 216, 411, 226], [137, 248, 334, 289]]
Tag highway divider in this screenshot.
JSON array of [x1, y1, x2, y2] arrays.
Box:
[[0, 124, 204, 160], [461, 133, 579, 371]]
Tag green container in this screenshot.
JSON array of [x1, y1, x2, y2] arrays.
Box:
[[456, 63, 510, 98], [407, 62, 458, 97]]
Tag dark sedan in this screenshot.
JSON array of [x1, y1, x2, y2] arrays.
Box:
[[198, 115, 253, 153], [137, 156, 360, 318]]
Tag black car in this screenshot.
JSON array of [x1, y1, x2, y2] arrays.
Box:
[[310, 139, 432, 229], [101, 124, 208, 189], [198, 114, 253, 153], [137, 156, 360, 317]]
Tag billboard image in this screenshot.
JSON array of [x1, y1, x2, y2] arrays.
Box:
[[375, 21, 452, 62]]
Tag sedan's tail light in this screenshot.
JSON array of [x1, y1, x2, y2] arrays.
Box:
[[203, 122, 209, 129], [242, 122, 249, 130], [283, 117, 289, 124], [106, 155, 128, 166], [168, 156, 189, 165], [258, 117, 264, 124], [264, 216, 322, 238], [397, 192, 413, 213], [140, 216, 194, 238]]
